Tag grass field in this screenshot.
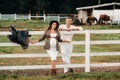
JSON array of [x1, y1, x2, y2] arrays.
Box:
[[0, 20, 120, 80], [0, 71, 120, 80]]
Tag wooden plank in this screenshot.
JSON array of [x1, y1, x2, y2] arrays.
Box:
[[1, 30, 120, 35], [0, 40, 120, 46], [0, 63, 120, 70], [0, 52, 120, 58], [0, 41, 85, 46], [0, 31, 85, 35], [91, 63, 120, 67], [90, 40, 120, 44], [90, 30, 120, 34], [0, 64, 85, 70], [0, 53, 84, 58]]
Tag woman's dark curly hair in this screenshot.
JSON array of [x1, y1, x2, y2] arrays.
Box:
[[47, 20, 59, 30]]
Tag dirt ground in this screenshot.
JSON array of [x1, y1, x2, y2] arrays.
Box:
[[0, 66, 120, 76]]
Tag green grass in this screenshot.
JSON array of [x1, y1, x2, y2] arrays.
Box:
[[0, 56, 120, 66], [0, 20, 120, 79], [0, 72, 120, 80], [0, 20, 49, 31], [55, 72, 120, 80]]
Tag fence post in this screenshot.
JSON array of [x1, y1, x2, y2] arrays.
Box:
[[85, 30, 90, 72], [0, 13, 1, 20], [29, 14, 31, 20], [14, 13, 16, 20], [43, 14, 46, 22], [118, 15, 120, 26], [58, 14, 60, 22]]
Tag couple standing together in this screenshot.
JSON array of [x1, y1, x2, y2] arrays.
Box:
[[31, 17, 83, 76]]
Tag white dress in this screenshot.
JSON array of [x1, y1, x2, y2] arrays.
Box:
[[47, 33, 58, 61]]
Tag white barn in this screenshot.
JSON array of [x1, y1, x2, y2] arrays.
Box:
[[76, 2, 120, 24]]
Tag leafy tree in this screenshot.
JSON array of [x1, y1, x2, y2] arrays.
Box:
[[0, 0, 120, 14], [0, 0, 20, 13]]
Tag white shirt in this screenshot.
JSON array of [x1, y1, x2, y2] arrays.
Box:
[[59, 24, 83, 42]]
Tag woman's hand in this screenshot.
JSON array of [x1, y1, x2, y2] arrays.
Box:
[[30, 40, 39, 44], [30, 41, 35, 44], [63, 40, 71, 43], [66, 40, 70, 43]]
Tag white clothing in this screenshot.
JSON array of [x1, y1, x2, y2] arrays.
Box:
[[59, 24, 82, 73], [47, 33, 58, 61], [61, 43, 73, 73], [59, 24, 75, 42]]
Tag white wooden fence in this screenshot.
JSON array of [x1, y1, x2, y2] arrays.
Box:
[[0, 30, 120, 72], [0, 13, 77, 22]]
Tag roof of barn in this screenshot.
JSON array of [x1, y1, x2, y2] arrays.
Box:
[[76, 2, 120, 10]]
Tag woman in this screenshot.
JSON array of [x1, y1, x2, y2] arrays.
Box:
[[31, 20, 70, 76]]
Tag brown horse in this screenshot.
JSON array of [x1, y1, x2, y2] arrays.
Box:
[[99, 14, 112, 25], [86, 16, 98, 25]]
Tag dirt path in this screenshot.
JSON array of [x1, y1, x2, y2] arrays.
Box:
[[0, 66, 120, 76]]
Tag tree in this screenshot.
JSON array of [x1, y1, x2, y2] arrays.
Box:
[[0, 0, 120, 14], [0, 0, 20, 13]]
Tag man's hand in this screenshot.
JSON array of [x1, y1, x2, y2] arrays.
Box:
[[72, 28, 79, 31], [66, 28, 72, 31], [59, 28, 66, 31]]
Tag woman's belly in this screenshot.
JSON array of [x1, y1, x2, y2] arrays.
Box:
[[50, 38, 57, 48]]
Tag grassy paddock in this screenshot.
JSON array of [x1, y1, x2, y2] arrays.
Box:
[[0, 20, 120, 79], [0, 56, 120, 66], [0, 71, 120, 80]]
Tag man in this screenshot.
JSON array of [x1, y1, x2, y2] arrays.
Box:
[[59, 17, 83, 73]]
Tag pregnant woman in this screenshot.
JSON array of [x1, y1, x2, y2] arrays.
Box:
[[31, 20, 70, 76]]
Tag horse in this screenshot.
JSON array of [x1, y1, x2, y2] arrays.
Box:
[[99, 14, 112, 25], [73, 19, 82, 26], [86, 16, 98, 26]]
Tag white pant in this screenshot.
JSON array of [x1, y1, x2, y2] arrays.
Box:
[[61, 43, 73, 73]]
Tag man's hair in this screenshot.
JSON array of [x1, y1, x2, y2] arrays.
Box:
[[66, 14, 74, 19], [66, 16, 72, 20], [66, 17, 72, 19]]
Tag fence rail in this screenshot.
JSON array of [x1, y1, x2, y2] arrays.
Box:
[[0, 30, 120, 72], [0, 13, 77, 22]]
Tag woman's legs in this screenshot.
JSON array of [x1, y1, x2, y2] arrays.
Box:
[[51, 60, 57, 75], [47, 50, 58, 75], [52, 60, 56, 69]]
